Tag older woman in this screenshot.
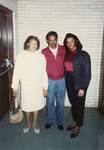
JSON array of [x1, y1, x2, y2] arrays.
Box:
[[63, 33, 91, 138], [12, 35, 48, 134]]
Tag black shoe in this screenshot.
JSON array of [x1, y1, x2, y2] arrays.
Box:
[[66, 126, 76, 131], [58, 125, 64, 131], [45, 123, 53, 129], [70, 130, 79, 138]]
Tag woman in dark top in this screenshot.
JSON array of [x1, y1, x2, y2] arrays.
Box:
[[63, 33, 91, 138]]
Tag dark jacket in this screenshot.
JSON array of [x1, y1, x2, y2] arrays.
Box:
[[64, 48, 91, 90]]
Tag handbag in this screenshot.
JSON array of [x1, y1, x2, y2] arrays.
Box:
[[9, 98, 24, 124]]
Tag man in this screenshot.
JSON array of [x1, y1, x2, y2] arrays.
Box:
[[42, 31, 66, 131]]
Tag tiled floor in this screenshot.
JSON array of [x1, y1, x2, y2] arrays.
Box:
[[0, 107, 104, 150]]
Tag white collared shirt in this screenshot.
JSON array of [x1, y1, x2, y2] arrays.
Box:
[[49, 44, 58, 58]]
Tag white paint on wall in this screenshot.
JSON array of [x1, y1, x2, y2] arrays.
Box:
[[0, 0, 104, 107], [16, 0, 104, 107]]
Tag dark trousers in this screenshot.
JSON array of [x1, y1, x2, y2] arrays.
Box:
[[65, 73, 87, 127]]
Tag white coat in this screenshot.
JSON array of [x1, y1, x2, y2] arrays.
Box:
[[12, 50, 48, 112]]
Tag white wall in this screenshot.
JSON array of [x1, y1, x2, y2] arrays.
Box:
[[16, 0, 104, 107], [1, 0, 103, 107]]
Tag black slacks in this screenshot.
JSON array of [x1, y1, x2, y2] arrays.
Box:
[[65, 72, 87, 127]]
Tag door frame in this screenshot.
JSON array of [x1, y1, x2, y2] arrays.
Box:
[[0, 5, 14, 108]]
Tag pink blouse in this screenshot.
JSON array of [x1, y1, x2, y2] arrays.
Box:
[[64, 49, 77, 73]]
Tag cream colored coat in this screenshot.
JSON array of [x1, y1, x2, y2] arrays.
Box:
[[12, 50, 48, 112]]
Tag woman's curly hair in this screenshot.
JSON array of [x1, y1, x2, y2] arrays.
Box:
[[63, 33, 82, 52]]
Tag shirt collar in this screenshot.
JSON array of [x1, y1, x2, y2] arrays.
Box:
[[69, 49, 77, 54], [49, 44, 58, 51]]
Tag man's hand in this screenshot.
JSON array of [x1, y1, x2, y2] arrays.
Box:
[[78, 89, 84, 97], [13, 90, 18, 98], [43, 89, 48, 97]]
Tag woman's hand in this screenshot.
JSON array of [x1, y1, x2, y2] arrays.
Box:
[[78, 89, 84, 97], [43, 89, 48, 97], [13, 90, 18, 98]]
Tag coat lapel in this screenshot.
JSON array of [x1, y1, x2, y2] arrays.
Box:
[[64, 51, 70, 63]]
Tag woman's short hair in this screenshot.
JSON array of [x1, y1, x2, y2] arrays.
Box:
[[46, 31, 58, 40], [24, 35, 40, 50], [63, 33, 83, 52]]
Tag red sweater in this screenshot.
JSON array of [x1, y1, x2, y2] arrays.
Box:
[[64, 49, 77, 72], [42, 45, 66, 80]]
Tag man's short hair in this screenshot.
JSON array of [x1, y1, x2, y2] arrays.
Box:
[[46, 31, 58, 40]]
